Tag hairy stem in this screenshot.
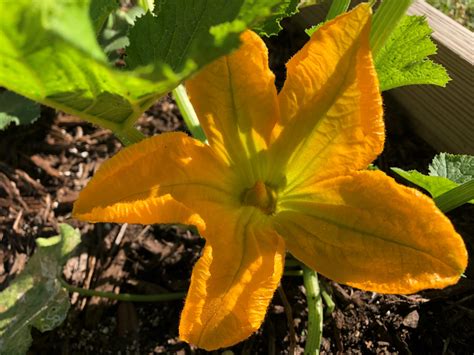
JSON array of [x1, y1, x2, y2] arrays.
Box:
[[303, 267, 323, 355], [284, 269, 304, 276], [371, 0, 413, 57], [173, 84, 207, 143], [319, 280, 335, 314], [326, 0, 351, 21]]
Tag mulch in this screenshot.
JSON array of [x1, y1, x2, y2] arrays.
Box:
[[1, 21, 473, 355]]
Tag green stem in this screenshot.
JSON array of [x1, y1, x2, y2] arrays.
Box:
[[115, 126, 146, 146], [319, 281, 335, 314], [284, 270, 304, 276], [285, 258, 303, 268], [434, 180, 474, 213], [59, 277, 185, 302], [326, 0, 351, 21], [172, 84, 207, 143], [370, 0, 413, 57], [303, 267, 323, 355]]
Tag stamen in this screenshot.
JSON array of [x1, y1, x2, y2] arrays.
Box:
[[241, 181, 277, 214]]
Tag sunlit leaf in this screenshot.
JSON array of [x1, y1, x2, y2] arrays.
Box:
[[375, 15, 450, 91], [252, 0, 300, 36], [137, 0, 155, 13], [0, 0, 174, 132], [393, 168, 457, 197], [393, 153, 474, 200], [429, 153, 474, 184], [126, 0, 298, 72], [0, 0, 293, 135]]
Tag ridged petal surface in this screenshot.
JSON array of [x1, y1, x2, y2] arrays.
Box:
[[73, 132, 232, 232], [275, 170, 467, 294], [180, 208, 285, 350], [268, 4, 384, 191], [186, 31, 279, 184]]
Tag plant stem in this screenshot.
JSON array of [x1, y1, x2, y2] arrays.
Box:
[[326, 0, 351, 21], [370, 0, 412, 57], [435, 179, 474, 213], [59, 277, 185, 302], [284, 270, 304, 276], [319, 281, 335, 314], [285, 258, 303, 268], [172, 84, 208, 143], [303, 267, 323, 355]]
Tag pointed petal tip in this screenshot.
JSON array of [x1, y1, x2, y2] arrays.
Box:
[[178, 215, 285, 351], [273, 1, 383, 184], [73, 194, 207, 233], [179, 324, 261, 351], [347, 267, 467, 295], [71, 131, 230, 233]]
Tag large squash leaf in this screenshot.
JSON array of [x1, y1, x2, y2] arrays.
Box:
[[0, 0, 292, 138]]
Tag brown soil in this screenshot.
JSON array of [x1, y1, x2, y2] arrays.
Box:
[[1, 23, 473, 355]]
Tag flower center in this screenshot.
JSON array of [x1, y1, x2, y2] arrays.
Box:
[[241, 180, 277, 215]]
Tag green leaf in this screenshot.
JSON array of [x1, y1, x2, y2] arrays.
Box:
[[325, 0, 350, 21], [1, 0, 294, 139], [0, 0, 190, 134], [252, 0, 300, 36], [392, 167, 474, 204], [305, 0, 350, 37], [434, 180, 474, 213], [393, 153, 474, 209], [429, 153, 474, 184], [126, 0, 297, 72], [0, 90, 40, 130], [89, 0, 119, 35], [137, 0, 155, 13], [0, 224, 81, 355], [305, 24, 320, 37], [375, 15, 450, 91], [98, 6, 145, 60], [370, 0, 412, 57]]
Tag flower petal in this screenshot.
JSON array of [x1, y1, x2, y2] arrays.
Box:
[[179, 208, 285, 350], [268, 4, 384, 190], [274, 170, 467, 294], [186, 31, 279, 183], [73, 132, 232, 232]]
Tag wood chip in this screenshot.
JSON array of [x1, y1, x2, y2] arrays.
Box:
[[30, 154, 63, 179], [402, 310, 420, 328]]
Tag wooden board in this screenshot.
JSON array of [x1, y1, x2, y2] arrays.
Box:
[[296, 0, 474, 154]]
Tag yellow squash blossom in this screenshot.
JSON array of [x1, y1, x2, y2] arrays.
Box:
[[73, 4, 467, 350]]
